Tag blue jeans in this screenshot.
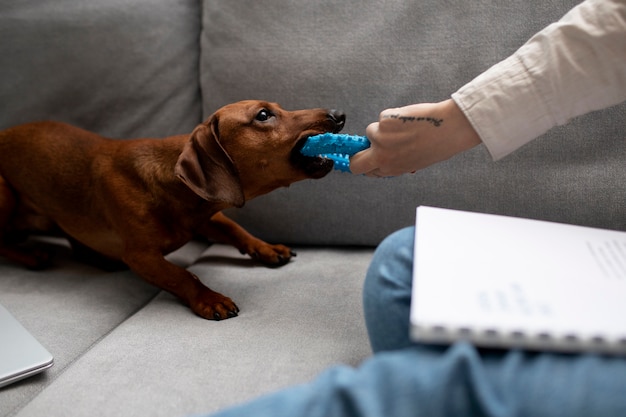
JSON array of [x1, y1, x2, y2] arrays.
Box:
[[206, 227, 626, 417]]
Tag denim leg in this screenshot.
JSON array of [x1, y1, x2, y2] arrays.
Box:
[[363, 226, 415, 353], [206, 343, 626, 417]]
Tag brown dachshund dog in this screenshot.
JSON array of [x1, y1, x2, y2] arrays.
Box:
[[0, 100, 345, 320]]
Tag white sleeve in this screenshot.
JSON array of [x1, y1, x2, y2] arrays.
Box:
[[451, 0, 626, 160]]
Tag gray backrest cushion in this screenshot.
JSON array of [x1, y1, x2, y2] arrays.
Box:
[[0, 0, 202, 138], [201, 0, 625, 246]]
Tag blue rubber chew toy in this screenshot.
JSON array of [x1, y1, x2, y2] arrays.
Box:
[[300, 133, 370, 172]]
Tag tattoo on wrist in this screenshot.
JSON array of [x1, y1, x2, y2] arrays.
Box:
[[383, 114, 443, 127]]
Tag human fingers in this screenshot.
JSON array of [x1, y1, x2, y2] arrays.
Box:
[[349, 122, 381, 175], [349, 148, 378, 175]]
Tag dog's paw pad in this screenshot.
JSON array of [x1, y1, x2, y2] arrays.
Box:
[[19, 248, 54, 270], [247, 243, 295, 267], [192, 291, 240, 321]]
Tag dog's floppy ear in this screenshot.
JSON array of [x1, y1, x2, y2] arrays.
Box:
[[175, 117, 245, 207]]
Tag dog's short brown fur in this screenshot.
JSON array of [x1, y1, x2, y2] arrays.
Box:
[[0, 100, 345, 320]]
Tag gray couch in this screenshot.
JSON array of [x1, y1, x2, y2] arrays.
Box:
[[1, 1, 624, 416]]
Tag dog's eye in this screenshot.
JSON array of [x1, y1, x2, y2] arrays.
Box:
[[255, 109, 274, 122]]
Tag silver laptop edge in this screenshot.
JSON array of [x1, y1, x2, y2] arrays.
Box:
[[0, 303, 54, 388]]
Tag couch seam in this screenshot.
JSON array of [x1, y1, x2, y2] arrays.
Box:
[[7, 289, 163, 417]]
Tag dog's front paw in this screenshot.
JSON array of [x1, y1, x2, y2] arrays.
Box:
[[7, 247, 54, 270], [242, 241, 296, 267], [191, 289, 240, 321]]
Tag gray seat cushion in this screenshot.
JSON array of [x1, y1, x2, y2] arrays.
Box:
[[0, 239, 207, 417], [10, 245, 373, 417]]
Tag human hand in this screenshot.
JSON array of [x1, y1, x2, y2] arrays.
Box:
[[350, 99, 482, 177]]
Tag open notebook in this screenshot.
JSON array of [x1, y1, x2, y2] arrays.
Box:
[[410, 206, 626, 355], [0, 303, 54, 388]]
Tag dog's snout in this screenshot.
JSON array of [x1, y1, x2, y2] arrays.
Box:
[[327, 110, 346, 132]]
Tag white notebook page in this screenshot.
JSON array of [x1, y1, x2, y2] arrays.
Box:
[[410, 206, 626, 354]]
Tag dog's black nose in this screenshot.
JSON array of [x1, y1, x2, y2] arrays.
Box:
[[328, 109, 346, 132]]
